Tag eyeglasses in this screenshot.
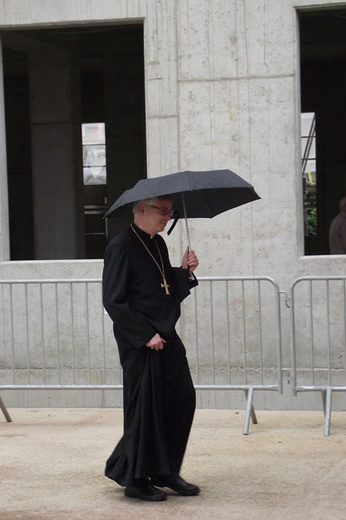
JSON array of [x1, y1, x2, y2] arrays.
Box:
[[149, 205, 175, 217]]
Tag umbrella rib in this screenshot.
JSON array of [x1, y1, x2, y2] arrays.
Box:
[[198, 190, 213, 218]]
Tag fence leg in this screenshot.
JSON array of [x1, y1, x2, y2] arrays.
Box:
[[0, 394, 12, 422], [322, 388, 332, 437], [321, 389, 326, 415], [243, 388, 258, 435]]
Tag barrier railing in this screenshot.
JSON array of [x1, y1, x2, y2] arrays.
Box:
[[180, 276, 283, 434], [0, 276, 283, 434], [289, 276, 346, 435], [0, 279, 119, 391], [4, 276, 344, 435]]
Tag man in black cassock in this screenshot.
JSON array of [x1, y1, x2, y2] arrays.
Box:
[[102, 195, 200, 502]]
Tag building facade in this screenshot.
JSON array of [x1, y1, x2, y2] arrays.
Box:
[[0, 0, 346, 409]]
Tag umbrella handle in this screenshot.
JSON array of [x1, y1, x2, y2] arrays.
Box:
[[167, 217, 178, 235], [182, 193, 191, 251]]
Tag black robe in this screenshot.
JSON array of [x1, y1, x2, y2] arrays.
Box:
[[102, 224, 198, 486]]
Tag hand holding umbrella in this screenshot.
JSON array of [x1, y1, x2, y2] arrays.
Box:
[[182, 246, 199, 273]]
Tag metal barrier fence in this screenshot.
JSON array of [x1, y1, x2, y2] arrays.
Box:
[[179, 276, 283, 433], [0, 276, 283, 434], [290, 276, 346, 435]]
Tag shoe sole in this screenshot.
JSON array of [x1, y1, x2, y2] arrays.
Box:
[[124, 489, 167, 501], [152, 482, 200, 496]]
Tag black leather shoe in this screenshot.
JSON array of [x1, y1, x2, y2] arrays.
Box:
[[124, 484, 167, 501], [151, 473, 200, 496]]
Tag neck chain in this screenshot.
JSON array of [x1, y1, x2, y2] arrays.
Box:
[[131, 224, 170, 295]]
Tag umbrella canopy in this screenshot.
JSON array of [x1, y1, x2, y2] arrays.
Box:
[[105, 169, 260, 220]]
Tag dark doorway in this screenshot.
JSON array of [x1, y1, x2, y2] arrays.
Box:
[[1, 24, 146, 260], [299, 9, 346, 255]]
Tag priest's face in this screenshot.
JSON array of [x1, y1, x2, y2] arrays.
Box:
[[138, 198, 173, 235]]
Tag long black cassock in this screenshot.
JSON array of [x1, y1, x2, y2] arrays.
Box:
[[102, 223, 198, 486]]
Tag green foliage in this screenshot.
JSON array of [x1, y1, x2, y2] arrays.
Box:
[[307, 192, 317, 236], [307, 207, 317, 236]]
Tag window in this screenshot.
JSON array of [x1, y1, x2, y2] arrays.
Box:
[[299, 9, 346, 255], [2, 25, 146, 260], [82, 123, 108, 258], [82, 123, 106, 186], [301, 113, 316, 237]]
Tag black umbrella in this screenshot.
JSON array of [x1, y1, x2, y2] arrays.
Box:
[[105, 169, 260, 247]]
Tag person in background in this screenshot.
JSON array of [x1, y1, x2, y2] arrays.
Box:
[[102, 194, 200, 502], [329, 195, 346, 254]]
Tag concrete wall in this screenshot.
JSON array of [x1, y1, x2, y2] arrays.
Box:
[[0, 0, 346, 409]]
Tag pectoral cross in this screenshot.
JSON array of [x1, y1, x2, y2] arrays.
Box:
[[161, 277, 170, 295]]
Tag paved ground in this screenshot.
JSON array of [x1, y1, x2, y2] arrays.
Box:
[[1, 407, 346, 520]]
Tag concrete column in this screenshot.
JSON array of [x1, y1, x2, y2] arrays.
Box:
[[0, 39, 10, 262], [29, 50, 85, 259]]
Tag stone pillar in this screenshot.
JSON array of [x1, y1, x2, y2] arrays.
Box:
[[29, 50, 85, 259], [0, 39, 10, 262]]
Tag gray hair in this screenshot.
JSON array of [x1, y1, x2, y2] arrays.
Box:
[[132, 195, 173, 214]]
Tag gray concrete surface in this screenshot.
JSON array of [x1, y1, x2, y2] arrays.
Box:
[[1, 408, 346, 520]]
